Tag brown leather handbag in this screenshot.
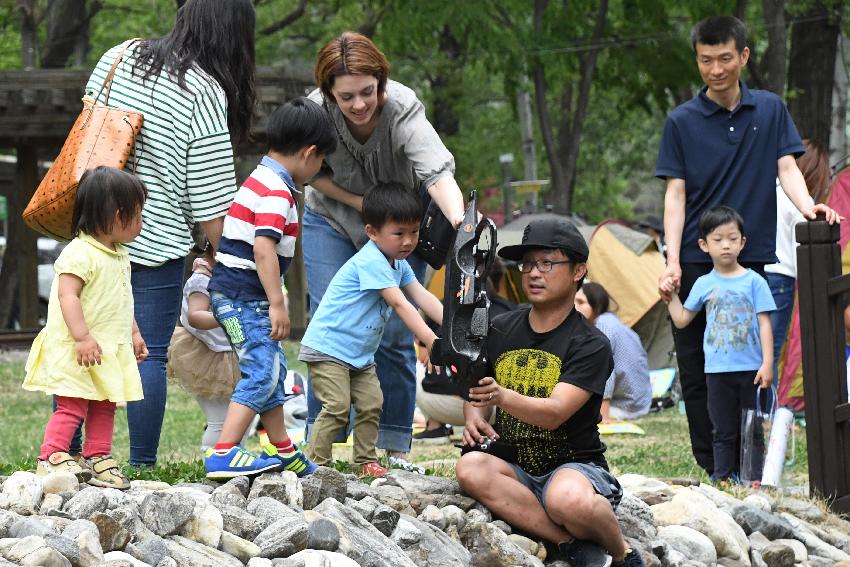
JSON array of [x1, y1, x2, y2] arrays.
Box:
[[23, 42, 143, 241]]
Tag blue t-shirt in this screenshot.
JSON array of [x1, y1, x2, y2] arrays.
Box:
[[300, 240, 416, 369], [656, 82, 804, 264], [683, 269, 776, 373]]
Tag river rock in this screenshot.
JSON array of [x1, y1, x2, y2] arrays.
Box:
[[139, 492, 195, 537], [313, 497, 417, 566], [459, 522, 542, 567], [760, 542, 796, 567], [91, 511, 131, 552], [165, 534, 242, 567], [652, 488, 750, 566], [41, 472, 79, 496], [617, 492, 657, 542], [177, 495, 222, 548], [730, 504, 794, 539], [311, 467, 347, 505], [254, 515, 308, 559], [221, 530, 261, 563], [657, 524, 717, 566], [273, 549, 361, 566], [218, 504, 265, 541], [306, 518, 339, 552], [618, 475, 676, 505], [2, 472, 43, 516], [247, 497, 299, 528], [124, 535, 168, 567]]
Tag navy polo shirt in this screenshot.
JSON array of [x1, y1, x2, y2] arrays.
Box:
[[656, 81, 804, 263]]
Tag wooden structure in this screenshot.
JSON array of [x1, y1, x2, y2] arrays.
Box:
[[795, 219, 850, 515], [0, 66, 314, 334]]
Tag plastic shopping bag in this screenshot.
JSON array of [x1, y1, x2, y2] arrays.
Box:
[[740, 385, 776, 487]]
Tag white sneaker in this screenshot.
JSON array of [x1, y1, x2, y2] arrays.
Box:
[[388, 456, 425, 475]]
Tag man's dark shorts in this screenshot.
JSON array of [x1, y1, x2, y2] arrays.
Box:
[[509, 461, 623, 510]]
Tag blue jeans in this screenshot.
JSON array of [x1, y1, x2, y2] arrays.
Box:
[[767, 273, 795, 389], [302, 209, 427, 453], [127, 259, 184, 465], [210, 292, 287, 414]]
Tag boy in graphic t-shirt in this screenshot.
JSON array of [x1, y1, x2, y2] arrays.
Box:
[[299, 184, 444, 477], [664, 206, 776, 482]]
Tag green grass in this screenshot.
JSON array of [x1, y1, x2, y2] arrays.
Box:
[[0, 350, 810, 487]]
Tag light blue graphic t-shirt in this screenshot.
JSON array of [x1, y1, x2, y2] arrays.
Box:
[[300, 240, 416, 369], [683, 269, 776, 373]]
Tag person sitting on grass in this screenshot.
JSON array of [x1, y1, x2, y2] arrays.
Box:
[[456, 218, 645, 567], [299, 183, 444, 477], [574, 282, 652, 422], [25, 166, 149, 490], [203, 97, 336, 479], [662, 206, 775, 483]]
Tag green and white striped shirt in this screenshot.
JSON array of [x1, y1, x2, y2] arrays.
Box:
[[85, 41, 237, 266]]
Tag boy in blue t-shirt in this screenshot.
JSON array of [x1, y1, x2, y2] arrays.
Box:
[[299, 184, 444, 477], [203, 98, 337, 480], [663, 206, 776, 481]]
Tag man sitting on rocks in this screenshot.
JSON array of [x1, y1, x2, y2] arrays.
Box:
[[455, 218, 645, 567]]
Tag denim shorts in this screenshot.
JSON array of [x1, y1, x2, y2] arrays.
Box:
[[509, 461, 623, 510], [210, 291, 286, 414]]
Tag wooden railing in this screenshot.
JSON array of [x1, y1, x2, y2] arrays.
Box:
[[795, 219, 850, 514]]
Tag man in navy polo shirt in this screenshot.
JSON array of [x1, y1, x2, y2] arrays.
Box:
[[655, 15, 838, 476]]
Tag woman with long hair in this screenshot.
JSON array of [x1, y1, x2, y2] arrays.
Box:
[[76, 0, 257, 466], [765, 139, 830, 385], [302, 32, 466, 472], [574, 282, 652, 421]]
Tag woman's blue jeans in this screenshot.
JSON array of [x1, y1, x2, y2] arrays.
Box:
[[56, 258, 183, 463], [127, 259, 184, 465], [302, 209, 426, 453], [767, 272, 795, 389]]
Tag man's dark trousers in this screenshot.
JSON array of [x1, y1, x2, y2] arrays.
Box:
[[673, 262, 766, 476]]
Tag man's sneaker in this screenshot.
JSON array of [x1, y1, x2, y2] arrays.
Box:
[[616, 548, 646, 567], [261, 444, 317, 477], [359, 462, 389, 478], [86, 456, 131, 490], [558, 538, 612, 567], [36, 451, 92, 482], [388, 456, 425, 474], [204, 446, 282, 480], [413, 425, 452, 445]]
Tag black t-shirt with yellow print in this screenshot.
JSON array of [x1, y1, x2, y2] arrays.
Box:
[[487, 306, 614, 476]]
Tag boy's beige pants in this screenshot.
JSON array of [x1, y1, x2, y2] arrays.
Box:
[[306, 360, 383, 467]]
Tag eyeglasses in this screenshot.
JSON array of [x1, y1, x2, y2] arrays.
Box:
[[517, 259, 574, 273]]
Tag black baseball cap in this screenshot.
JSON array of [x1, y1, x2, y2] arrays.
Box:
[[499, 218, 589, 263]]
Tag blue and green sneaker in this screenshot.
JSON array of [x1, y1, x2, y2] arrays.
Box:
[[261, 444, 317, 477], [204, 446, 282, 480]]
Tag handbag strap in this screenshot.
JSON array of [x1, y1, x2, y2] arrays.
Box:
[[92, 39, 140, 106]]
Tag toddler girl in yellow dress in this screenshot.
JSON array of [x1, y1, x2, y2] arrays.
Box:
[[24, 166, 148, 490]]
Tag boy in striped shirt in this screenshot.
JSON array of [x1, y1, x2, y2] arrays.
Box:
[[204, 98, 336, 479]]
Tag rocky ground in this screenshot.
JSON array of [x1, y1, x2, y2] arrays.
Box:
[[0, 467, 848, 567]]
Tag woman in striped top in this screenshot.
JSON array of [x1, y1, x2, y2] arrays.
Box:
[[82, 0, 256, 466]]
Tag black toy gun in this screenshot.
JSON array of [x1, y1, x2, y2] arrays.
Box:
[[428, 190, 497, 400]]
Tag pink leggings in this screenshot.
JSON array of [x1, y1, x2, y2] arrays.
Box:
[[40, 396, 116, 460]]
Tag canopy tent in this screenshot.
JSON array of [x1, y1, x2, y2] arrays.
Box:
[[427, 214, 675, 371]]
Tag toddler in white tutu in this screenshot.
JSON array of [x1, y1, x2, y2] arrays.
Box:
[[167, 241, 243, 449]]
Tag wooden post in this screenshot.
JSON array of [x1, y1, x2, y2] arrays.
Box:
[[795, 219, 850, 514]]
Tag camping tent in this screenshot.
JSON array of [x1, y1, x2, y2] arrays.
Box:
[[427, 213, 675, 371]]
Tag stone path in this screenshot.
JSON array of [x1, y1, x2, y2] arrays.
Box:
[[0, 467, 848, 566]]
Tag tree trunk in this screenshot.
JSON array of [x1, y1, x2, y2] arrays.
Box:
[[430, 25, 462, 138], [19, 0, 37, 69], [15, 145, 40, 329], [531, 0, 568, 212], [760, 0, 787, 96], [552, 0, 608, 214], [787, 3, 841, 146], [42, 0, 88, 68]]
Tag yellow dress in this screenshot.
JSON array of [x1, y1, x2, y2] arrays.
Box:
[[23, 234, 143, 402]]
